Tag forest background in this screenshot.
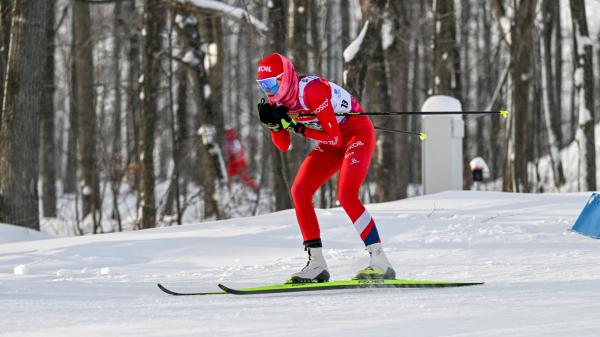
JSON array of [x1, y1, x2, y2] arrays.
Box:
[[0, 0, 599, 235]]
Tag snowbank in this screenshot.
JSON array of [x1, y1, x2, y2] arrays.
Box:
[[2, 191, 600, 336], [0, 223, 53, 244]]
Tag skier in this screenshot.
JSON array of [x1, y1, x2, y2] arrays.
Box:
[[224, 127, 257, 192], [255, 53, 395, 283]]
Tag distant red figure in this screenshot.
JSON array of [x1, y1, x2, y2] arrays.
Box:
[[225, 128, 257, 192]]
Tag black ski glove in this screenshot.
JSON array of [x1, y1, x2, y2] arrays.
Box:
[[273, 105, 306, 135], [258, 99, 282, 132], [257, 99, 305, 135]]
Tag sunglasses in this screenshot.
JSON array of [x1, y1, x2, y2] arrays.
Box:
[[256, 73, 283, 95]]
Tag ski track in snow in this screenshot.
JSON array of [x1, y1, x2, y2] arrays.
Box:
[[1, 191, 600, 337]]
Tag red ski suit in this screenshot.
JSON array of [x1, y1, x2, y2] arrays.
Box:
[[269, 76, 381, 246]]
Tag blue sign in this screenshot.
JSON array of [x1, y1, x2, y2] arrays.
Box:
[[572, 193, 600, 239]]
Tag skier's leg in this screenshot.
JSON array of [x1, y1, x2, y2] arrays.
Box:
[[337, 125, 395, 279], [227, 160, 243, 190], [337, 130, 380, 246], [288, 145, 343, 283], [241, 172, 258, 191], [238, 163, 258, 191], [291, 145, 344, 247]]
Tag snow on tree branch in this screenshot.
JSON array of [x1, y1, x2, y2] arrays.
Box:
[[343, 20, 369, 63], [175, 0, 268, 33]]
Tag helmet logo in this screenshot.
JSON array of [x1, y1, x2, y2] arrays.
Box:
[[258, 66, 272, 72]]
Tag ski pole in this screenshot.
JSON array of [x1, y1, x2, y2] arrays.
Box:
[[299, 110, 510, 118], [373, 126, 428, 140]]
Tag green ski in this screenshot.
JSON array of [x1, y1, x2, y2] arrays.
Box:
[[158, 279, 483, 296]]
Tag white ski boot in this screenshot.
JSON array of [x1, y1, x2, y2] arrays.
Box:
[[289, 247, 330, 283], [354, 243, 396, 280]]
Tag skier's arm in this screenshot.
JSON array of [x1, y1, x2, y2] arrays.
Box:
[[258, 99, 291, 152], [301, 81, 342, 146], [270, 129, 291, 152]]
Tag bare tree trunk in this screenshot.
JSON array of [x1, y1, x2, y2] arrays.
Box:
[[41, 0, 57, 218], [460, 0, 471, 109], [125, 0, 140, 190], [269, 0, 293, 211], [162, 61, 187, 223], [540, 1, 565, 189], [551, 0, 563, 146], [459, 0, 471, 189], [0, 0, 50, 230], [540, 0, 562, 143], [343, 0, 387, 100], [74, 0, 100, 222], [474, 1, 485, 161], [138, 0, 164, 229], [308, 0, 324, 74], [570, 0, 596, 191], [309, 0, 327, 208], [370, 39, 393, 202], [204, 15, 226, 174], [0, 0, 12, 127], [172, 7, 224, 219], [162, 14, 180, 222], [309, 0, 322, 73], [288, 0, 310, 182], [111, 0, 124, 229], [378, 0, 409, 201], [339, 0, 350, 49], [432, 0, 463, 190], [431, 0, 460, 99], [479, 2, 499, 178], [499, 0, 536, 192], [64, 1, 78, 194], [408, 0, 429, 187], [291, 0, 308, 72], [204, 16, 227, 218]]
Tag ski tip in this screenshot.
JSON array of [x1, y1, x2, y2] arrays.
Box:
[[157, 283, 178, 295], [217, 283, 234, 292], [158, 283, 227, 296], [217, 283, 238, 294]]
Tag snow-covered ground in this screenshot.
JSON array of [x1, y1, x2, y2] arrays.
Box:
[[1, 191, 600, 337]]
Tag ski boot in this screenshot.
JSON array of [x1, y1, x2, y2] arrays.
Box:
[[354, 243, 396, 280], [288, 247, 330, 284]]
